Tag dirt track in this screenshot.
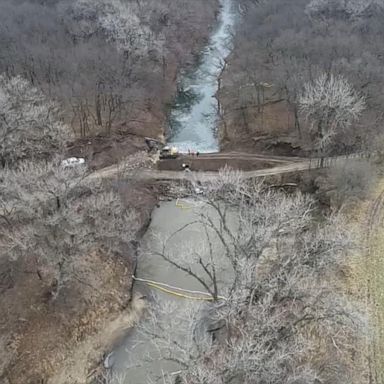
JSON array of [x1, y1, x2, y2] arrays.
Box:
[[90, 153, 364, 181], [182, 152, 302, 162], [158, 152, 303, 172]]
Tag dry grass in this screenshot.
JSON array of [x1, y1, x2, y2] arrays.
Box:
[[345, 179, 384, 384]]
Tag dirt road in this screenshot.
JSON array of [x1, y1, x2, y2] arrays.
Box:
[[158, 152, 304, 172], [182, 152, 303, 162], [90, 153, 364, 181]]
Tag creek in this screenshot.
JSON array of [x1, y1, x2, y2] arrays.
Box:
[[167, 0, 235, 153], [110, 2, 236, 381]]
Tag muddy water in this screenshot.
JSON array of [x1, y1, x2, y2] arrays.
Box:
[[167, 0, 235, 153], [111, 199, 235, 383]]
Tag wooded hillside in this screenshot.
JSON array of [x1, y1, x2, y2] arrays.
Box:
[[220, 0, 384, 156]]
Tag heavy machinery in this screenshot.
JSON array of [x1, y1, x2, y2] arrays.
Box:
[[160, 146, 179, 159], [144, 137, 179, 159], [145, 137, 162, 152]]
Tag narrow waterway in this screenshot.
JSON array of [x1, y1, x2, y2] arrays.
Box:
[[111, 199, 235, 383], [167, 0, 235, 153], [109, 4, 236, 381]]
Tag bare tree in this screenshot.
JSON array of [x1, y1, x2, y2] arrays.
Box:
[[0, 0, 219, 140], [136, 169, 364, 384], [306, 0, 384, 18], [0, 160, 138, 298], [320, 158, 377, 209], [0, 75, 69, 166], [219, 0, 384, 156], [299, 73, 365, 154]]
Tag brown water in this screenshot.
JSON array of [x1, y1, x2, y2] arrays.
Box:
[[111, 198, 235, 383]]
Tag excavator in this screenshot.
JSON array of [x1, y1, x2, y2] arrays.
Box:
[[159, 146, 179, 159], [144, 137, 179, 159]]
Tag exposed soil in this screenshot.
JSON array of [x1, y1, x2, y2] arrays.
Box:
[[159, 156, 274, 172], [158, 150, 305, 172], [1, 252, 133, 384], [67, 133, 151, 171]]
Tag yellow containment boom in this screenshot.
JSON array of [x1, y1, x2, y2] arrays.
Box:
[[133, 276, 227, 301]]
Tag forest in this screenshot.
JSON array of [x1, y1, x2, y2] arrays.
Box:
[[1, 0, 384, 384], [0, 0, 218, 167], [221, 0, 384, 157]]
